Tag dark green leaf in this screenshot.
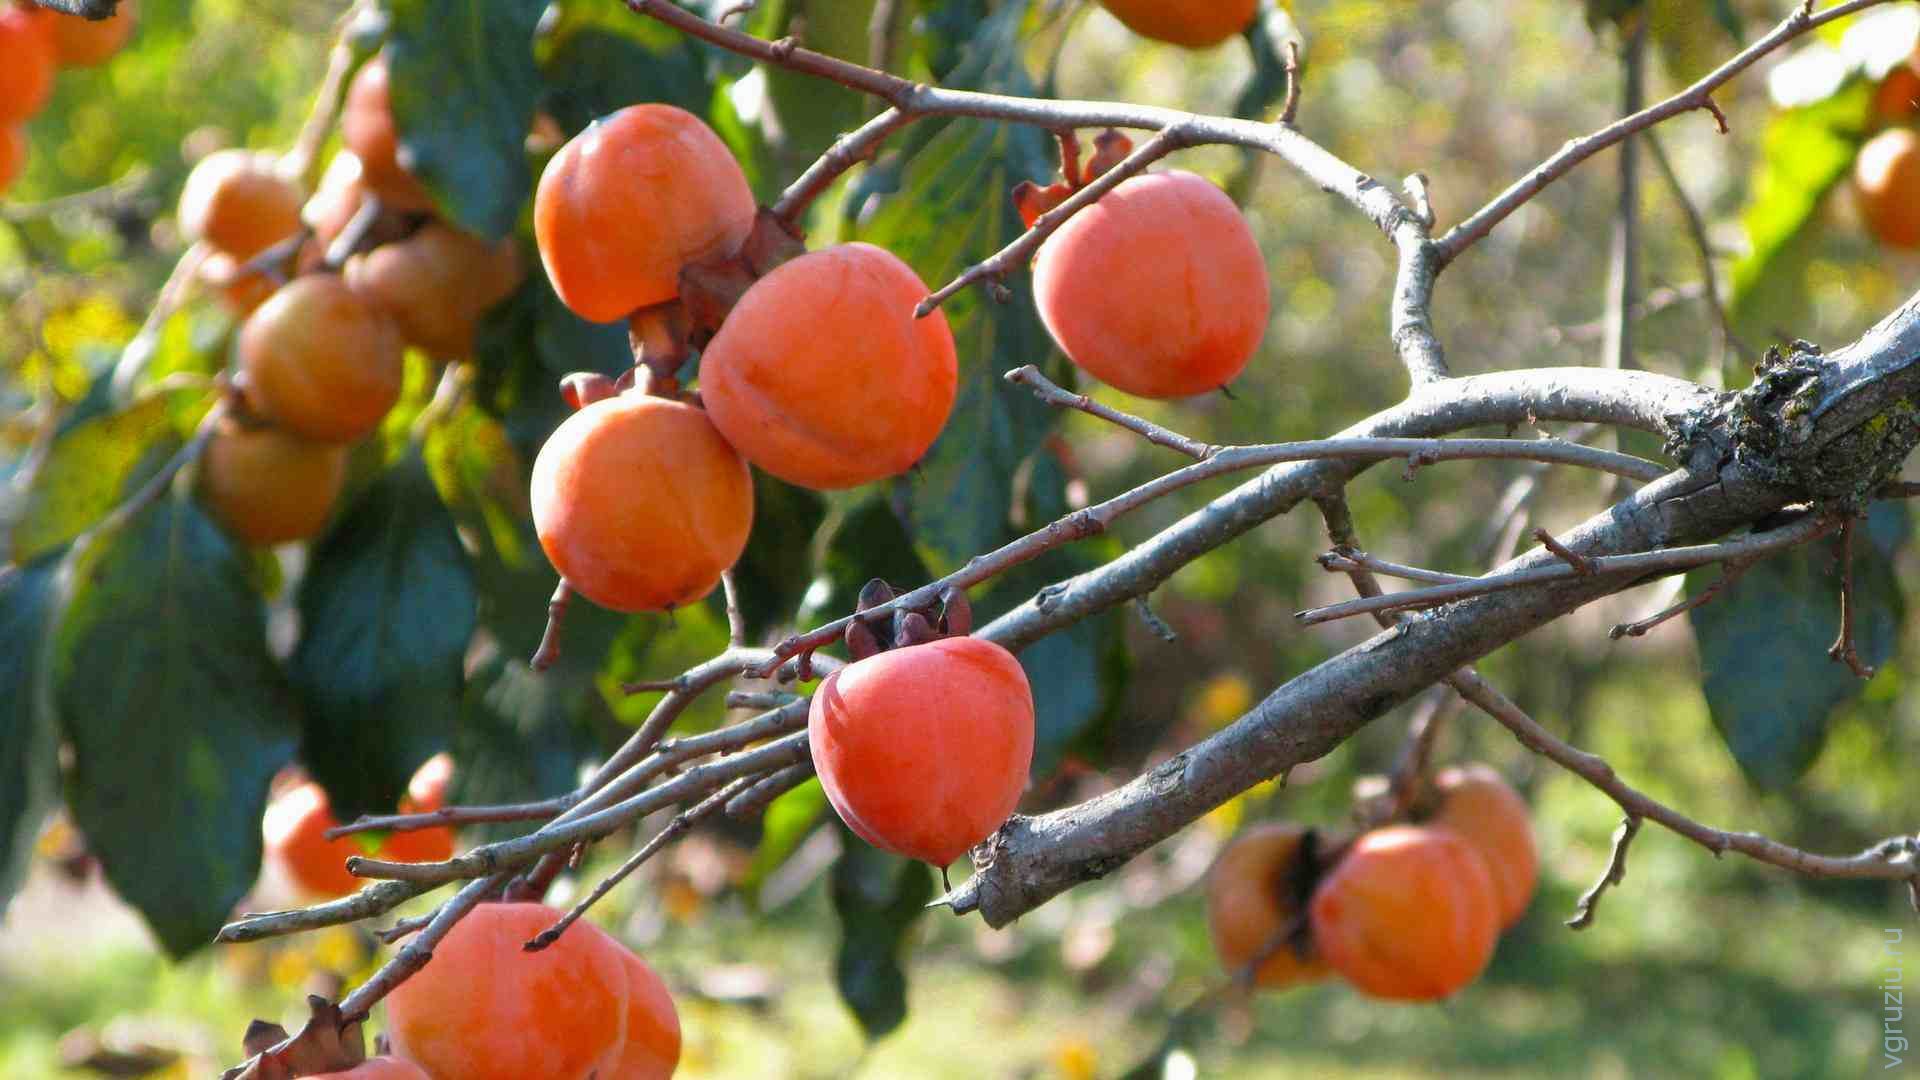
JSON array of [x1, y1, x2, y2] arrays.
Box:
[[384, 0, 546, 239], [1690, 505, 1907, 788], [472, 274, 631, 463], [1232, 1, 1296, 121], [290, 452, 477, 821], [795, 496, 932, 630], [451, 653, 605, 844], [760, 0, 877, 160], [829, 840, 932, 1039], [852, 8, 1060, 570], [0, 558, 62, 911], [536, 9, 711, 134], [727, 473, 827, 641], [51, 493, 298, 957], [1710, 0, 1743, 40]]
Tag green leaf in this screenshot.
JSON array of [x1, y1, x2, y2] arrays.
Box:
[[743, 776, 829, 907], [6, 391, 177, 564], [851, 8, 1061, 570], [290, 452, 477, 822], [1689, 504, 1907, 789], [1727, 83, 1870, 351], [829, 840, 932, 1039], [0, 558, 62, 912], [451, 653, 604, 844], [728, 473, 827, 641], [384, 0, 546, 239], [472, 274, 630, 462], [536, 7, 712, 133], [761, 0, 878, 159], [50, 492, 298, 957]]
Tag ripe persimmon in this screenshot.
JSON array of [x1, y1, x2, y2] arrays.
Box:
[[1856, 127, 1920, 249], [385, 902, 633, 1080], [341, 56, 433, 212], [0, 7, 55, 126], [200, 418, 346, 546], [1308, 825, 1500, 1001], [40, 0, 136, 67], [238, 273, 404, 444], [1428, 763, 1536, 927], [1098, 0, 1256, 49], [0, 125, 25, 193], [345, 223, 522, 359], [262, 780, 378, 899], [1205, 822, 1331, 990], [595, 949, 683, 1079], [699, 242, 958, 490], [533, 103, 756, 322], [382, 753, 456, 865], [809, 635, 1034, 866], [1032, 170, 1269, 399], [530, 393, 754, 613], [177, 149, 305, 260]]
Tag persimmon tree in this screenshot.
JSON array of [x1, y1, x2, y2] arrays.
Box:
[[5, 0, 1920, 1073]]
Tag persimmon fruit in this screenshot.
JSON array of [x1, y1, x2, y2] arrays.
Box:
[[1098, 0, 1257, 49], [384, 902, 634, 1080], [1032, 169, 1269, 399], [1205, 822, 1330, 990], [344, 223, 522, 358], [341, 56, 433, 212], [177, 149, 305, 259], [1429, 763, 1536, 927], [262, 781, 377, 899], [0, 7, 55, 125], [1308, 825, 1500, 1001], [200, 418, 346, 547], [40, 0, 136, 67], [530, 393, 754, 613], [238, 273, 404, 444], [809, 635, 1035, 866], [1856, 127, 1920, 249], [596, 949, 683, 1079], [197, 251, 277, 316], [533, 103, 756, 322], [1875, 61, 1920, 121], [383, 753, 456, 865], [698, 242, 958, 490], [0, 125, 25, 193]]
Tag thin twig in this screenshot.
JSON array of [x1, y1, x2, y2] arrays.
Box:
[[1278, 41, 1303, 125], [1007, 365, 1214, 458], [1827, 518, 1875, 678], [1532, 527, 1596, 576], [336, 872, 508, 1021], [529, 580, 571, 672], [1296, 515, 1837, 626], [721, 569, 748, 647], [1316, 549, 1473, 586], [1436, 0, 1893, 263], [1567, 815, 1641, 930], [1609, 558, 1751, 638], [1132, 596, 1178, 642], [770, 108, 917, 225], [1601, 16, 1646, 375], [726, 762, 816, 819], [1644, 131, 1747, 360]]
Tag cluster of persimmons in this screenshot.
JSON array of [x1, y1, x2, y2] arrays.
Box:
[[187, 56, 522, 549], [0, 0, 138, 191], [1206, 764, 1539, 1002]]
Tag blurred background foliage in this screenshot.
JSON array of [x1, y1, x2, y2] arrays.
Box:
[[4, 0, 1920, 1076]]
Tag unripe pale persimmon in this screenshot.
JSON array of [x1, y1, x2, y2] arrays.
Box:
[[0, 125, 25, 193], [595, 949, 683, 1079], [344, 223, 522, 358], [533, 103, 756, 321], [385, 902, 633, 1080], [699, 242, 958, 490], [1856, 127, 1920, 249], [1429, 763, 1536, 928], [0, 8, 55, 126], [1205, 822, 1331, 990], [40, 0, 137, 67], [1032, 170, 1269, 399], [1098, 0, 1256, 49], [200, 419, 347, 547], [1308, 825, 1501, 1001], [177, 149, 305, 259], [530, 393, 754, 613], [238, 274, 404, 444], [809, 636, 1034, 866], [309, 1058, 430, 1080], [341, 56, 433, 212]]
